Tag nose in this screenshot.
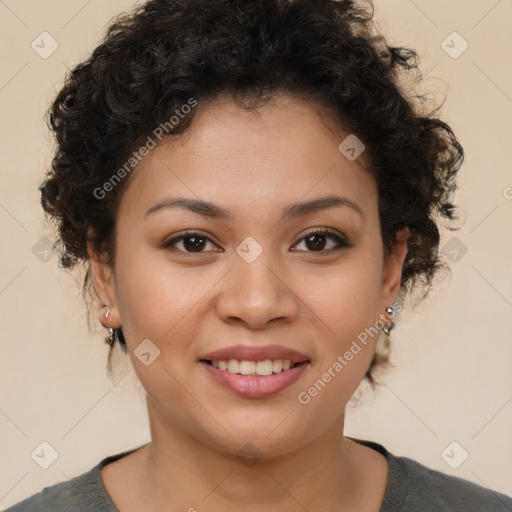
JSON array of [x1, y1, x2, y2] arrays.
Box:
[[215, 251, 299, 330]]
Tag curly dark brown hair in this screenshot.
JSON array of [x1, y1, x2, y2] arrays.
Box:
[[40, 0, 464, 381]]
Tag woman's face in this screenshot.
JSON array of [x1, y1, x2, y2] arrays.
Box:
[[91, 94, 407, 457]]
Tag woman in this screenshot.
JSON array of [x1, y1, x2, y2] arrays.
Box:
[[5, 0, 511, 510]]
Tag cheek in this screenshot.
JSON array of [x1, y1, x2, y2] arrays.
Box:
[[113, 239, 202, 342], [113, 256, 207, 402], [293, 252, 383, 401], [114, 251, 238, 401], [295, 276, 382, 420], [301, 253, 383, 344]]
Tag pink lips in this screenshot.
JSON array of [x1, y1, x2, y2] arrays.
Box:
[[199, 344, 310, 363], [198, 344, 311, 399]]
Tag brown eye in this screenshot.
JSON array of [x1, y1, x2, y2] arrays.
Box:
[[163, 232, 217, 253], [181, 235, 207, 252], [292, 229, 350, 253]]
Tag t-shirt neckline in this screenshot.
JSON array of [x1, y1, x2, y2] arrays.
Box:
[[86, 438, 406, 511]]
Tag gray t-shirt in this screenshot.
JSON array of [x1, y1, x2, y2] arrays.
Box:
[[5, 438, 512, 511]]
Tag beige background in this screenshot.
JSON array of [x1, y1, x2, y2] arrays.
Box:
[[1, 0, 511, 507]]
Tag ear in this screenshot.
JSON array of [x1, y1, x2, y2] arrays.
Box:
[[380, 227, 409, 311], [87, 241, 121, 328]]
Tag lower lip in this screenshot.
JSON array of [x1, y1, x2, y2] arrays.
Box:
[[199, 361, 310, 398]]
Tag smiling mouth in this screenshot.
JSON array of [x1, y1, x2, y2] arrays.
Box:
[[201, 359, 310, 377]]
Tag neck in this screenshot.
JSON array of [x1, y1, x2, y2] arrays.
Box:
[[130, 399, 386, 512]]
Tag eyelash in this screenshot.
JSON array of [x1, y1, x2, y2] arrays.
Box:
[[162, 228, 351, 255]]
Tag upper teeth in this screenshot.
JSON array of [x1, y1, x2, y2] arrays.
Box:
[[211, 359, 296, 376]]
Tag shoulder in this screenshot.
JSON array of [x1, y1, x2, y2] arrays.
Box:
[[2, 449, 137, 512], [4, 475, 103, 512], [387, 449, 512, 511], [394, 454, 512, 511], [3, 476, 100, 512], [351, 438, 512, 512]]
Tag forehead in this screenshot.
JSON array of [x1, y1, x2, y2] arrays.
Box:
[[117, 95, 377, 221]]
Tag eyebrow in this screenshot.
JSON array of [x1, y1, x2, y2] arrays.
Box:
[[144, 194, 364, 220]]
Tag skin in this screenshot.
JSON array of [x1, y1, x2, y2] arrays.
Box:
[[89, 93, 409, 512]]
